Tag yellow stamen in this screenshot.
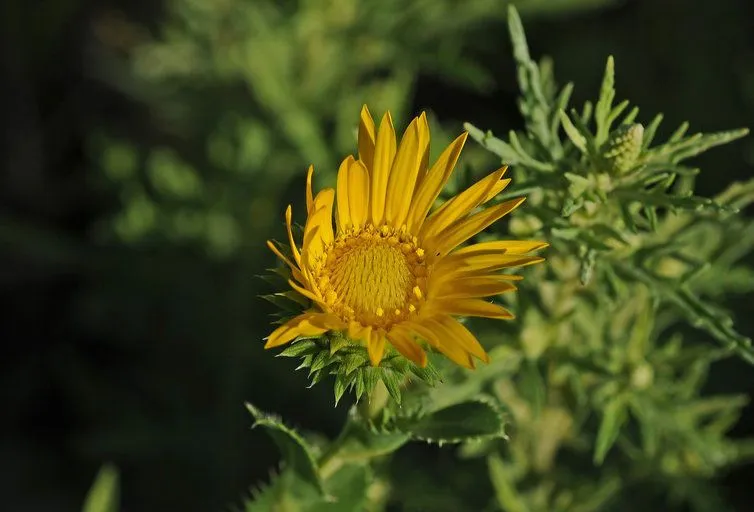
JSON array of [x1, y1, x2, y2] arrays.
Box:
[[313, 225, 427, 327]]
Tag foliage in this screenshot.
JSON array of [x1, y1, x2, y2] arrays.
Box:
[[239, 5, 754, 512], [91, 0, 616, 257]]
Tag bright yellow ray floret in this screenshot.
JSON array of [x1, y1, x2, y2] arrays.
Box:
[[265, 105, 547, 368]]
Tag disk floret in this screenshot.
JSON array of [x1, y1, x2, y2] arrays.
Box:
[[311, 223, 428, 329]]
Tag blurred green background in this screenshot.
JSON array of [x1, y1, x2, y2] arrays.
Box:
[[2, 0, 753, 510]]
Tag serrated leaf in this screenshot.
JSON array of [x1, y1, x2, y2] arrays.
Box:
[[340, 352, 368, 376], [333, 373, 353, 407], [397, 398, 506, 443], [259, 293, 301, 313], [310, 465, 370, 512], [594, 394, 628, 464], [381, 372, 404, 405], [309, 351, 333, 375], [362, 368, 380, 399], [278, 339, 319, 358], [354, 372, 366, 402], [296, 354, 315, 371], [331, 416, 410, 463], [245, 403, 325, 497], [82, 464, 119, 512], [409, 361, 442, 386]]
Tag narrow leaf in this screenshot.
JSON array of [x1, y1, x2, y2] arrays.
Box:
[[82, 464, 119, 512], [594, 395, 628, 464], [245, 403, 325, 497]]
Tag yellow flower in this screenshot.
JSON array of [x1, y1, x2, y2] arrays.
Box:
[[266, 105, 547, 369]]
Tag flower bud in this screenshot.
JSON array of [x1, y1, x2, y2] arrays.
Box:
[[600, 123, 644, 174]]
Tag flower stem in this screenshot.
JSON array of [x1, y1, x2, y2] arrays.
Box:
[[318, 379, 390, 480], [358, 378, 389, 421]]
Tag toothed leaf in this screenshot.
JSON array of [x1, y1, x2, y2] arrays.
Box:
[[245, 403, 325, 497]]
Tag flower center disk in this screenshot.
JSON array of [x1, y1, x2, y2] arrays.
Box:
[[317, 226, 427, 327]]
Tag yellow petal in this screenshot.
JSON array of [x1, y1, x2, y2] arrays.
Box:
[[421, 167, 508, 241], [266, 240, 306, 285], [425, 316, 489, 363], [336, 155, 356, 233], [406, 132, 467, 234], [264, 312, 335, 348], [484, 175, 512, 203], [306, 165, 315, 214], [426, 298, 514, 320], [346, 159, 370, 229], [287, 278, 325, 308], [431, 275, 518, 299], [385, 116, 425, 228], [417, 112, 431, 177], [358, 105, 376, 171], [436, 253, 545, 275], [404, 320, 474, 369], [428, 197, 527, 257], [285, 205, 301, 266], [453, 240, 549, 256], [302, 189, 335, 266], [386, 325, 427, 367], [348, 321, 371, 343], [368, 330, 386, 366], [370, 112, 397, 225]]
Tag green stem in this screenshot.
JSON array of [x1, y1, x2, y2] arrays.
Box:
[[318, 379, 391, 480], [358, 379, 390, 421]]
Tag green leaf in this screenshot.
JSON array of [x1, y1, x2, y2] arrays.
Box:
[[488, 454, 527, 512], [617, 263, 754, 364], [330, 416, 410, 463], [333, 372, 354, 407], [518, 360, 546, 416], [381, 372, 404, 405], [594, 56, 616, 144], [278, 339, 319, 358], [559, 110, 588, 153], [245, 403, 325, 497], [594, 394, 628, 464], [507, 5, 557, 152], [642, 113, 664, 149], [580, 248, 598, 286], [644, 128, 749, 165], [82, 464, 119, 512], [613, 189, 735, 214], [397, 398, 506, 444], [310, 465, 371, 512], [464, 123, 523, 165], [564, 172, 591, 197]]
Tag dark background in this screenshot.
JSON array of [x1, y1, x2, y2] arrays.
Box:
[[2, 0, 753, 511]]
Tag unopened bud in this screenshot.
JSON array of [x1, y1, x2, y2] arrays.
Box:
[[601, 123, 644, 174]]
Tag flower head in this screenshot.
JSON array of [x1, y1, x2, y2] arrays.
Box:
[[266, 105, 546, 369]]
